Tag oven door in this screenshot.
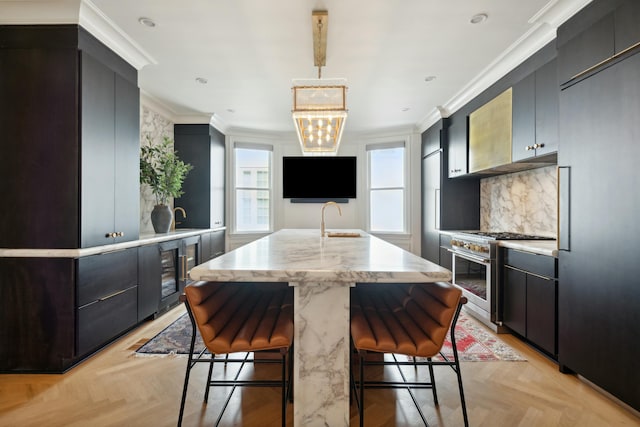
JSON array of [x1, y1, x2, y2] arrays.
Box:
[[450, 250, 491, 313]]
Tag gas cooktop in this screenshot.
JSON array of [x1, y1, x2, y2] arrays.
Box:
[[455, 231, 555, 241]]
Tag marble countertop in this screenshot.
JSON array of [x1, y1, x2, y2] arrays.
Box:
[[498, 240, 558, 257], [190, 228, 451, 284], [0, 227, 225, 258]]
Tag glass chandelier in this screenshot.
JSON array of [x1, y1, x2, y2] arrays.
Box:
[[292, 10, 348, 155]]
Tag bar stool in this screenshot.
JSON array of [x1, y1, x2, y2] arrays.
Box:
[[350, 282, 469, 426], [178, 281, 294, 427]]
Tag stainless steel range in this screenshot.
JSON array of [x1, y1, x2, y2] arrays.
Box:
[[449, 231, 553, 332]]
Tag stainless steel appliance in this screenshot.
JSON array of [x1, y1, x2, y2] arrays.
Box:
[[449, 231, 553, 332]]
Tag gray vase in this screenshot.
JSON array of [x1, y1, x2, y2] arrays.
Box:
[[151, 204, 173, 233]]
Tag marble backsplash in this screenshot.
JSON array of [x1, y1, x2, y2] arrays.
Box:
[[139, 105, 174, 234], [480, 165, 557, 237]]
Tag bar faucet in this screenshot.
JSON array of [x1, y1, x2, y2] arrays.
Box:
[[321, 201, 342, 237], [172, 207, 187, 230]]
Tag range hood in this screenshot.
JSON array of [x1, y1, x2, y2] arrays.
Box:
[[467, 87, 556, 176]]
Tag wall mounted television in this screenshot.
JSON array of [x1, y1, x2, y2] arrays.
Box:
[[283, 156, 357, 202]]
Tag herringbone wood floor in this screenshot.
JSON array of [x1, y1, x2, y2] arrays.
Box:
[[1, 305, 638, 427]]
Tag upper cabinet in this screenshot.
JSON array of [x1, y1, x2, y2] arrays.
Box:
[[558, 0, 640, 86], [447, 116, 468, 178], [512, 59, 558, 162], [0, 25, 140, 249], [174, 124, 226, 229], [80, 52, 140, 247]]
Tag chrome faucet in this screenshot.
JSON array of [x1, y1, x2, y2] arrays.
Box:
[[172, 207, 187, 230], [321, 201, 342, 237]]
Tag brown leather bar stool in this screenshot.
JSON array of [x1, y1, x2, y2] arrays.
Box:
[[350, 282, 469, 427], [178, 281, 294, 427]]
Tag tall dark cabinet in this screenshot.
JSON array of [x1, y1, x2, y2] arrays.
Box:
[[557, 0, 640, 411], [0, 25, 139, 249], [421, 119, 480, 268], [174, 124, 225, 229], [0, 25, 141, 372]]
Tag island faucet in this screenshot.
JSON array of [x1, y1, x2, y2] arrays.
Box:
[[172, 207, 187, 230], [321, 201, 342, 237]]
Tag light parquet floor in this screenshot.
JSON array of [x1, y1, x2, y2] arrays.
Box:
[[1, 305, 638, 427]]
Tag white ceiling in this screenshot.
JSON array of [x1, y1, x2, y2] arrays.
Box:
[[2, 0, 591, 136]]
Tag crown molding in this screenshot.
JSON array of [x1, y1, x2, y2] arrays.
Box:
[[79, 0, 156, 70], [140, 91, 215, 127], [415, 0, 591, 133]]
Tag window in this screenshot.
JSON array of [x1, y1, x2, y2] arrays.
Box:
[[234, 143, 273, 232], [367, 142, 406, 232]]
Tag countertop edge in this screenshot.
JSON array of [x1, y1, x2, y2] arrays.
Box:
[[0, 227, 226, 258]]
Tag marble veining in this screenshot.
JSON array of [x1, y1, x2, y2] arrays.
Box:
[[480, 166, 557, 237], [189, 229, 450, 427], [139, 105, 175, 235], [293, 283, 350, 427], [190, 229, 451, 284]]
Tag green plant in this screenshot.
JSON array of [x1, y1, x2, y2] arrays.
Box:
[[140, 135, 193, 205]]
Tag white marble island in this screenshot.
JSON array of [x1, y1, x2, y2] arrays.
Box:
[[189, 229, 451, 427]]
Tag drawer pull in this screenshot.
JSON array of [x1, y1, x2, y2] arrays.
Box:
[[98, 286, 135, 301]]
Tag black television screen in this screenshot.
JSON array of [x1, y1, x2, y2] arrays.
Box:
[[283, 156, 357, 200]]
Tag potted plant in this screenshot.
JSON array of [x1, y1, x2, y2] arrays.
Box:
[[140, 135, 193, 233]]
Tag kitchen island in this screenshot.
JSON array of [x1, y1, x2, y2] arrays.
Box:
[[189, 228, 451, 427]]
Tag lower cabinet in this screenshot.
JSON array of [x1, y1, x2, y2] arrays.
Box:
[[76, 248, 139, 357], [0, 231, 223, 372], [502, 248, 558, 357], [201, 229, 225, 262], [138, 231, 225, 319]]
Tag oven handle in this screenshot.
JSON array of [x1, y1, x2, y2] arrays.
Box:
[[447, 248, 491, 264]]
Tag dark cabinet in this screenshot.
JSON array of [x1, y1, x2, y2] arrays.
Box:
[[174, 124, 225, 229], [80, 52, 140, 247], [557, 45, 640, 410], [0, 25, 139, 249], [138, 244, 161, 321], [76, 249, 138, 356], [512, 59, 559, 162], [502, 249, 557, 357], [139, 235, 204, 317], [0, 257, 76, 372], [421, 119, 479, 267], [558, 0, 640, 85], [447, 117, 468, 177], [201, 229, 226, 262], [0, 248, 139, 372]]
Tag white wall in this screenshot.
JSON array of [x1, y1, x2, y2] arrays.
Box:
[[225, 130, 422, 254]]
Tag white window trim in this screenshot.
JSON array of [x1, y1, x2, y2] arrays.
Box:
[[229, 139, 275, 235], [364, 138, 411, 234]]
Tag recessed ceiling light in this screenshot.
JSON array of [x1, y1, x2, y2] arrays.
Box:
[[470, 13, 488, 24], [195, 77, 208, 84], [424, 76, 437, 82], [138, 17, 156, 27]]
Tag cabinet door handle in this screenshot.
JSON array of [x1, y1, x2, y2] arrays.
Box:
[[558, 166, 571, 251], [180, 255, 188, 280], [504, 264, 554, 281]]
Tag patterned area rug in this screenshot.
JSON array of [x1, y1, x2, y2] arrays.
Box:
[[135, 310, 526, 362]]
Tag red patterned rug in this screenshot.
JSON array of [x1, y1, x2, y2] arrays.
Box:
[[435, 310, 526, 361], [135, 310, 526, 362]]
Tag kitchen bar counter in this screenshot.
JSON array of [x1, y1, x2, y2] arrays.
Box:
[[0, 227, 224, 258], [189, 228, 451, 427]]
